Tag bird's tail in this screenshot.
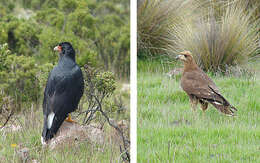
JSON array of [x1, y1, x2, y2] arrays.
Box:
[[42, 115, 67, 144], [210, 103, 237, 116], [208, 86, 237, 116]]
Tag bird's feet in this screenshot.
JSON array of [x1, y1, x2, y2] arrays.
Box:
[[65, 114, 76, 123]]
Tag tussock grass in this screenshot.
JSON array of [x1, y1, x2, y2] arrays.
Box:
[[137, 0, 196, 55], [170, 2, 259, 72], [137, 59, 260, 162], [138, 0, 260, 71]]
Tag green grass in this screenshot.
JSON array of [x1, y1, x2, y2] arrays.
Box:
[[0, 109, 123, 162], [0, 82, 130, 162], [137, 59, 260, 162]]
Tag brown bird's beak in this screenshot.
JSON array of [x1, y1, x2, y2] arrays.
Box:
[[54, 45, 62, 52], [176, 54, 186, 61], [176, 51, 192, 61]]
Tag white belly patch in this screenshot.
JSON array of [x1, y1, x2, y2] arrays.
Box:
[[47, 112, 55, 129]]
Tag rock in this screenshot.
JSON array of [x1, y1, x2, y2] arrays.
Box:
[[44, 121, 104, 149], [83, 124, 104, 144], [121, 83, 130, 93], [166, 68, 183, 78], [17, 147, 30, 163], [110, 120, 130, 147]]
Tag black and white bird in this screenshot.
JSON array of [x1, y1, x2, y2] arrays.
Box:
[[41, 42, 84, 144]]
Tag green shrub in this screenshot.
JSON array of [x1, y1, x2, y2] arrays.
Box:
[[0, 16, 41, 57], [82, 65, 117, 122], [0, 0, 130, 80], [94, 9, 130, 78], [171, 3, 259, 72], [59, 0, 77, 14], [35, 8, 65, 30], [67, 9, 96, 39], [0, 43, 52, 111], [84, 66, 116, 98]]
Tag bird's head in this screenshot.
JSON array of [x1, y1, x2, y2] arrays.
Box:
[[176, 51, 193, 63], [176, 51, 199, 70], [54, 42, 75, 61]]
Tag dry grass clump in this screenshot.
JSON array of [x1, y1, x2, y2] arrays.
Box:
[[137, 0, 196, 56], [171, 2, 259, 72], [137, 0, 260, 70]]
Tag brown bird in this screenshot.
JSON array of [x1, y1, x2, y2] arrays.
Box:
[[176, 51, 237, 116]]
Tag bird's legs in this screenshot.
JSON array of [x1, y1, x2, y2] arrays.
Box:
[[200, 101, 208, 116], [189, 95, 198, 111], [65, 114, 76, 123]]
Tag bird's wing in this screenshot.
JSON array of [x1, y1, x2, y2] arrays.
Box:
[[181, 70, 223, 103], [181, 70, 237, 115], [47, 67, 84, 115], [43, 69, 59, 115], [42, 66, 84, 141]]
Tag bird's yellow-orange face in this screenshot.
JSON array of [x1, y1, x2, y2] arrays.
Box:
[[176, 51, 193, 63], [54, 45, 62, 53]]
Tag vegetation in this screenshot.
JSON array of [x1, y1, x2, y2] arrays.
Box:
[[0, 44, 52, 111], [138, 0, 260, 162], [137, 0, 196, 56], [0, 0, 130, 78], [138, 0, 260, 72], [171, 2, 259, 72], [0, 107, 127, 162], [0, 74, 130, 162], [137, 59, 260, 162], [82, 65, 130, 161], [0, 0, 130, 162]]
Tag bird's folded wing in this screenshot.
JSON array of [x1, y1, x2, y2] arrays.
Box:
[[181, 71, 223, 102], [43, 66, 83, 114]]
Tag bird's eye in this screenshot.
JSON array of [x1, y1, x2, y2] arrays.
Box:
[[184, 55, 187, 58]]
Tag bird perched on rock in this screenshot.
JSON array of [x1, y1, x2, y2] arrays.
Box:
[[41, 42, 84, 144], [176, 51, 237, 116]]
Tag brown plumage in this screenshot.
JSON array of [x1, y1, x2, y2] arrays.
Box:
[[176, 51, 237, 116]]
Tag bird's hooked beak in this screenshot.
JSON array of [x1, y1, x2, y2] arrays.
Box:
[[175, 54, 186, 61], [54, 45, 62, 53], [176, 51, 191, 61]]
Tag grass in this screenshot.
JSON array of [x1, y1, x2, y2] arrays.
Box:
[[0, 111, 123, 162], [138, 0, 260, 72], [137, 58, 260, 162], [0, 82, 130, 162], [137, 0, 196, 55], [170, 1, 259, 72]]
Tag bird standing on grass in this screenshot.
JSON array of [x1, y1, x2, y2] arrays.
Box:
[[41, 42, 84, 144], [176, 51, 237, 116]]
